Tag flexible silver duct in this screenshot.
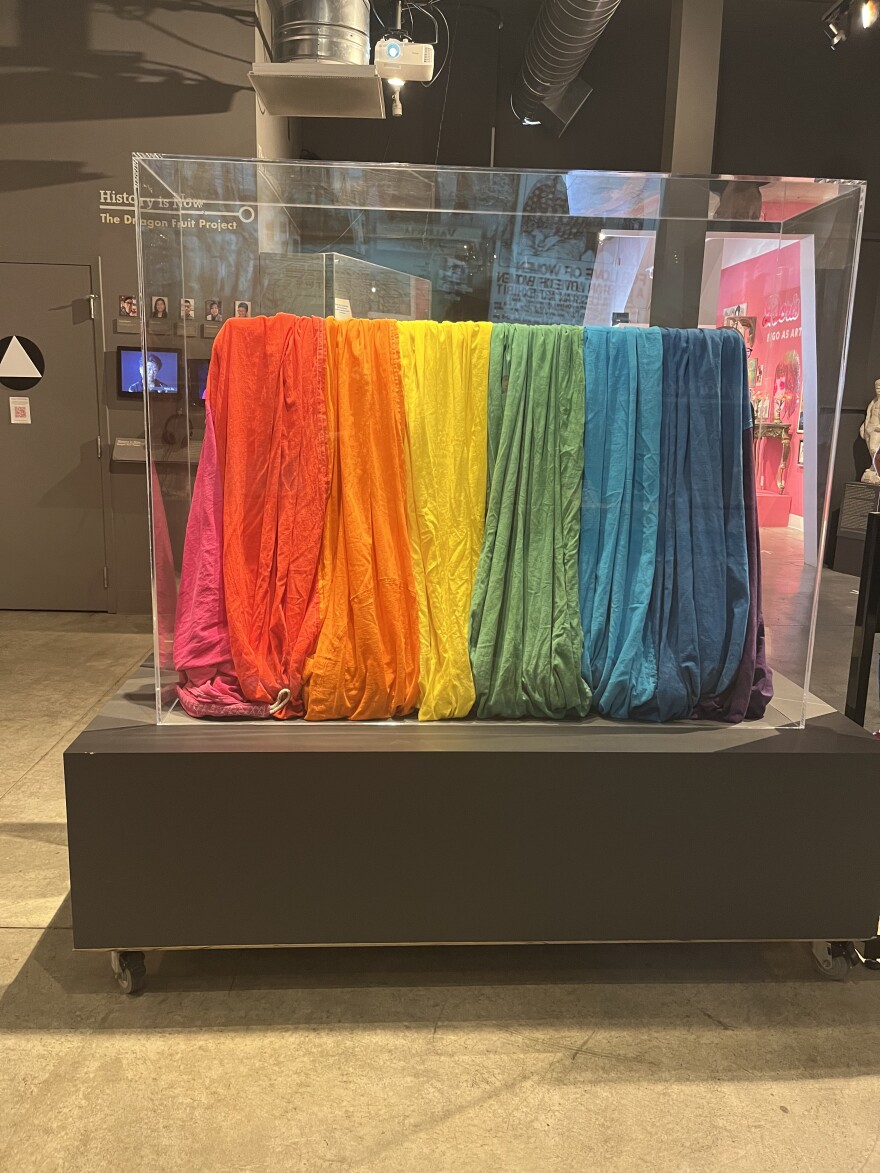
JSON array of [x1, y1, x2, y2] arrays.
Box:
[[267, 0, 371, 66], [512, 0, 624, 123]]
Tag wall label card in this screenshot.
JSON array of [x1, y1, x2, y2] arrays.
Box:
[[9, 396, 31, 424]]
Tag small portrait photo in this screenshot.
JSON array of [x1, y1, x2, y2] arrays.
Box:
[[151, 294, 169, 320], [234, 300, 251, 318], [180, 298, 195, 321], [205, 299, 223, 322], [118, 294, 138, 319], [797, 439, 805, 467], [797, 408, 804, 434]]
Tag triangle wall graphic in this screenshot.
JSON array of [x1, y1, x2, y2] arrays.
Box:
[[0, 336, 45, 390]]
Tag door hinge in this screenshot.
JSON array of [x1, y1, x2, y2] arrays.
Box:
[[88, 293, 98, 320], [96, 435, 102, 460], [103, 567, 109, 590]]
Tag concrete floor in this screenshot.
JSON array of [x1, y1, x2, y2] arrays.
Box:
[[2, 545, 880, 1173]]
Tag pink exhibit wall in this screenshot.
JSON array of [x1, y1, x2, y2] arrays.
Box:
[[716, 241, 805, 523]]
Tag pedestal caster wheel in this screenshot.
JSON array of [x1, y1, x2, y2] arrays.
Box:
[[110, 950, 147, 995], [811, 940, 859, 981]]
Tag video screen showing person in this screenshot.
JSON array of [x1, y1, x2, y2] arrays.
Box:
[[188, 358, 210, 403], [117, 347, 181, 397]]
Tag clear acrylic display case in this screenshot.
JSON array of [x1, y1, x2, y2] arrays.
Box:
[[259, 251, 431, 319], [134, 155, 865, 727]]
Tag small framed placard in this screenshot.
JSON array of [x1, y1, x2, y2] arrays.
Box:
[[9, 395, 31, 424], [113, 318, 140, 335]]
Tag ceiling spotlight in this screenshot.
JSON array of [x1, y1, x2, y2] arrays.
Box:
[[823, 0, 851, 45], [863, 1, 879, 27], [387, 76, 405, 89]]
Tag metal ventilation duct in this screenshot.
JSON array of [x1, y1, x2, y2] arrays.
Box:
[[250, 0, 383, 118], [268, 0, 370, 65], [512, 0, 624, 133]]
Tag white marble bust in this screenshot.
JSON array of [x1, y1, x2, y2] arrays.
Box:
[[861, 379, 880, 485]]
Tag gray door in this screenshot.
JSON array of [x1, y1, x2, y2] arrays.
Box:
[[0, 262, 108, 610]]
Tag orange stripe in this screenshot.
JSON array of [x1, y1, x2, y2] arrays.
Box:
[[304, 319, 420, 720]]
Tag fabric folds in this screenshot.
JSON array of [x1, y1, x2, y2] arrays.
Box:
[[174, 315, 771, 725], [398, 320, 491, 720], [634, 328, 751, 722], [205, 314, 328, 719], [304, 318, 420, 721], [469, 323, 591, 719], [578, 327, 664, 718], [695, 342, 773, 722], [173, 402, 270, 718]]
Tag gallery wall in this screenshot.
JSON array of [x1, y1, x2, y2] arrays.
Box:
[[1, 0, 879, 610], [0, 0, 278, 611]]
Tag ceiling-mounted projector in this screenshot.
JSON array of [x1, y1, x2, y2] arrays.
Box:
[[374, 37, 435, 83], [248, 1, 436, 118]]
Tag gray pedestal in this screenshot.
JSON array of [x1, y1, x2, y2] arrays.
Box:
[[63, 664, 880, 954], [834, 482, 880, 576]]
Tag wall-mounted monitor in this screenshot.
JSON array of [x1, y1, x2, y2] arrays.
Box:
[[187, 357, 210, 405], [117, 346, 181, 398]]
